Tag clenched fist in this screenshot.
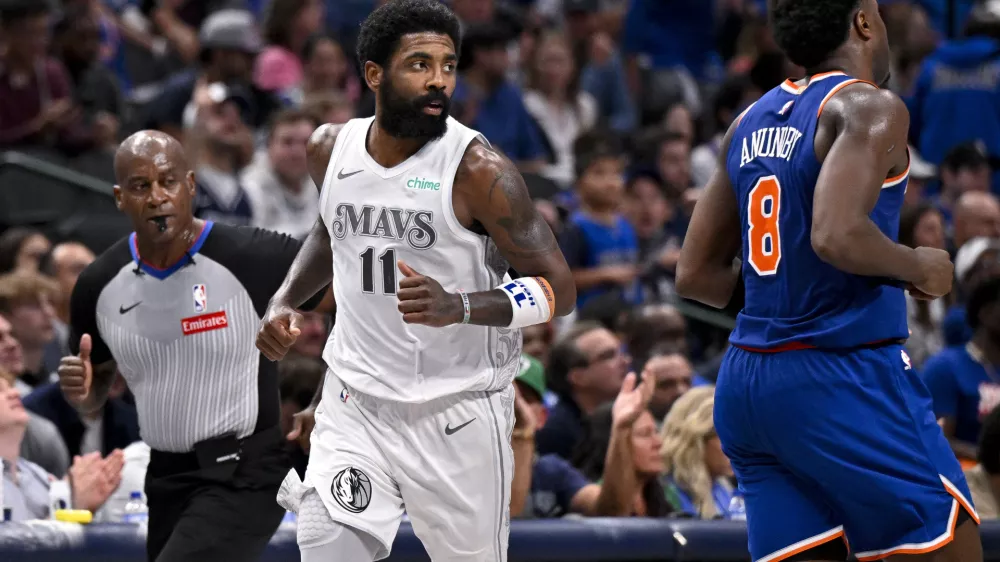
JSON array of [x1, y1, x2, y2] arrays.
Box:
[[257, 302, 303, 361], [396, 261, 463, 327]]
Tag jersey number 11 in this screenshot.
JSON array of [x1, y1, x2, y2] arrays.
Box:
[[748, 176, 782, 276], [360, 246, 397, 295]]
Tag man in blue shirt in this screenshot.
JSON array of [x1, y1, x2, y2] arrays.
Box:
[[453, 22, 547, 171], [907, 4, 1000, 191], [924, 273, 1000, 464]]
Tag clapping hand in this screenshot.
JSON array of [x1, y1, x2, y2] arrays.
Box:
[[69, 450, 125, 513]]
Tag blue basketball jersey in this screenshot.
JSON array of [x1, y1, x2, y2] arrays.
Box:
[[726, 72, 910, 350]]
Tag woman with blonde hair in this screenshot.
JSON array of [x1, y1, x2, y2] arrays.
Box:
[[659, 386, 736, 519]]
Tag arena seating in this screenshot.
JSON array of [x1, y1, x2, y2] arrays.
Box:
[[2, 519, 1000, 561]]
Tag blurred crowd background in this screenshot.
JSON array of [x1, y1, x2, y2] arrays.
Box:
[[2, 0, 1000, 537]]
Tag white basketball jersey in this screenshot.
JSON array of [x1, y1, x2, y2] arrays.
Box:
[[318, 116, 522, 403]]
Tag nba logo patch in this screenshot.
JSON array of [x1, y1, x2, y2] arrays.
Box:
[[901, 349, 912, 371], [340, 388, 349, 403], [192, 284, 207, 312]]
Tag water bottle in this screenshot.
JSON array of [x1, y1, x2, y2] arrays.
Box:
[[728, 492, 747, 521], [122, 491, 149, 524], [48, 479, 71, 519]]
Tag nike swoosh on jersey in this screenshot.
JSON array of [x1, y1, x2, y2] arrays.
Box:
[[119, 302, 141, 314], [338, 168, 363, 180], [444, 418, 476, 435]]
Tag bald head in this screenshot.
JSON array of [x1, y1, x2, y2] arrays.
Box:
[[954, 191, 1000, 249], [114, 130, 189, 184]]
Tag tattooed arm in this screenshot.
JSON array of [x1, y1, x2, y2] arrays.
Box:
[[451, 140, 576, 325]]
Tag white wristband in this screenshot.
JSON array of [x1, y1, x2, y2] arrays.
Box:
[[458, 290, 471, 324], [497, 277, 556, 329]]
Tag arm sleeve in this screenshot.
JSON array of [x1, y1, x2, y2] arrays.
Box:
[[921, 353, 959, 418], [68, 267, 113, 365]]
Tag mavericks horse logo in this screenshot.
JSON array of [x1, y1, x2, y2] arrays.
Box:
[[331, 467, 372, 513]]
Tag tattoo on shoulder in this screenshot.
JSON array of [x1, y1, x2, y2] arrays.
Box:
[[462, 142, 559, 260]]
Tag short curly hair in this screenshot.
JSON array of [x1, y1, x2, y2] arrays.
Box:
[[356, 0, 461, 68], [772, 0, 861, 70]]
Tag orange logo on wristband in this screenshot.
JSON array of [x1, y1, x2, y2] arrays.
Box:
[[533, 277, 556, 321]]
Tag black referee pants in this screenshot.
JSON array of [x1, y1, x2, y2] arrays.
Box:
[[145, 427, 289, 562]]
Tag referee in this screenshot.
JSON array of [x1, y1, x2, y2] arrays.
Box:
[[57, 130, 324, 561]]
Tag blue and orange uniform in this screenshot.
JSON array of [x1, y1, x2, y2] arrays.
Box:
[[714, 71, 979, 562]]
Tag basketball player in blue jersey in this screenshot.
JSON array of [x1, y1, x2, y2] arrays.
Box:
[[676, 1, 982, 561]]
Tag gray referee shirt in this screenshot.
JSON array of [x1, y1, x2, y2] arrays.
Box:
[[69, 222, 321, 453]]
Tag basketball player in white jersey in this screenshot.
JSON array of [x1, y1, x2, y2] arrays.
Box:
[[255, 1, 575, 560]]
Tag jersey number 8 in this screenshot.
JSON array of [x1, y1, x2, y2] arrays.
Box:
[[747, 176, 782, 276]]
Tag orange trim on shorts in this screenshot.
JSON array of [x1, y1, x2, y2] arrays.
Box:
[[532, 276, 556, 322], [816, 79, 879, 117], [763, 527, 848, 562], [854, 480, 979, 561]]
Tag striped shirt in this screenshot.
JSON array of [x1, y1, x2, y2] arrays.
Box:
[[69, 222, 320, 453]]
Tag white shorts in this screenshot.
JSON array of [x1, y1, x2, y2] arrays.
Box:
[[304, 373, 514, 561]]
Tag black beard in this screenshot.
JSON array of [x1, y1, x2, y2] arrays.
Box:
[[377, 75, 450, 140]]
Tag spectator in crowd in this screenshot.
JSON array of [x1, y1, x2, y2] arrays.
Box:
[[659, 386, 735, 519], [953, 191, 1000, 252], [512, 354, 657, 518], [536, 321, 628, 459], [0, 228, 51, 275], [967, 403, 1000, 519], [44, 242, 96, 339], [278, 355, 324, 478], [899, 202, 950, 368], [0, 271, 60, 384], [904, 147, 939, 207], [691, 76, 753, 188], [907, 2, 1000, 171], [0, 0, 100, 156], [572, 380, 671, 517], [936, 142, 992, 230], [0, 348, 70, 477], [288, 311, 330, 359], [560, 132, 640, 310], [565, 0, 636, 133], [52, 3, 123, 152], [657, 131, 695, 233], [924, 272, 1000, 465], [623, 304, 688, 368], [626, 174, 683, 296], [39, 242, 96, 372], [0, 376, 124, 521], [523, 30, 598, 187], [661, 103, 694, 148], [242, 109, 321, 239], [297, 33, 362, 106], [941, 236, 1000, 348], [640, 349, 696, 422], [187, 85, 257, 226], [522, 322, 555, 369], [142, 9, 280, 141], [254, 0, 326, 98], [22, 376, 140, 460], [454, 22, 547, 171], [302, 91, 357, 125]]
